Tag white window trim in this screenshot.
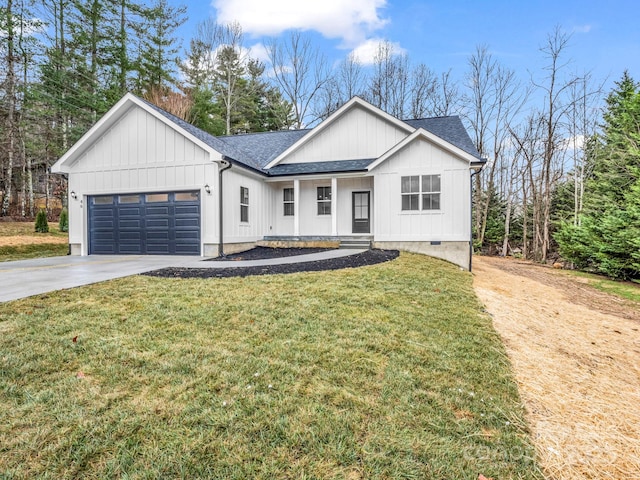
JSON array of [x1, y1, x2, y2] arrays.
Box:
[[240, 186, 249, 223], [283, 187, 294, 216], [317, 186, 331, 216], [400, 174, 442, 213]]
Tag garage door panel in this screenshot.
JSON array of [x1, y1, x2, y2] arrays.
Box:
[[175, 205, 199, 215], [146, 219, 170, 228], [89, 191, 200, 255], [146, 206, 170, 215]]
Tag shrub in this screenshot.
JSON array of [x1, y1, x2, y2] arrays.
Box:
[[59, 207, 69, 232], [35, 209, 49, 233]]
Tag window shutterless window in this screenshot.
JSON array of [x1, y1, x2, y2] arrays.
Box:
[[283, 187, 294, 216], [401, 175, 441, 211], [317, 186, 331, 215], [401, 175, 420, 211], [422, 174, 441, 210], [240, 187, 249, 222]]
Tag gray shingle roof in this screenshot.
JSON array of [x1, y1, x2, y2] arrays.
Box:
[[268, 159, 375, 176], [404, 117, 483, 160], [139, 96, 482, 176]]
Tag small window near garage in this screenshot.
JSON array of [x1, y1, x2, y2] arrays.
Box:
[[175, 192, 199, 202], [283, 187, 294, 216], [422, 174, 441, 210], [93, 196, 113, 205], [146, 193, 169, 203], [119, 194, 140, 204], [240, 186, 249, 222], [317, 186, 331, 215], [401, 176, 420, 210]]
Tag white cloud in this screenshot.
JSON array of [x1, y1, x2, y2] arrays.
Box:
[[248, 42, 270, 64], [572, 24, 592, 34], [350, 38, 406, 65], [212, 0, 388, 47]]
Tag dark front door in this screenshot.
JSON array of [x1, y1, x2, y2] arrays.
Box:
[[352, 191, 370, 234]]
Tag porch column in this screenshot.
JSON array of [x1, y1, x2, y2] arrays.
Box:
[[294, 178, 300, 237], [331, 176, 338, 236]]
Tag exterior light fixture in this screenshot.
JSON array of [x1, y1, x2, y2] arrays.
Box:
[[204, 184, 211, 194], [70, 191, 78, 200]]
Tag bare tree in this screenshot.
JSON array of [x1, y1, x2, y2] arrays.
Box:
[[534, 26, 580, 262], [2, 0, 17, 216], [366, 40, 410, 118], [267, 31, 330, 128], [465, 45, 527, 247], [315, 52, 365, 120], [409, 63, 438, 118], [429, 70, 462, 117]]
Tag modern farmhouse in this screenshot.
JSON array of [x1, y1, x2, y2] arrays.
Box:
[[51, 94, 484, 269]]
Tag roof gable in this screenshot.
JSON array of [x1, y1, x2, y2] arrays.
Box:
[[368, 127, 481, 171], [264, 97, 415, 169], [51, 94, 223, 174]]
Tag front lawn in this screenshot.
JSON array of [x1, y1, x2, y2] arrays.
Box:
[[0, 253, 542, 479], [0, 221, 68, 261]]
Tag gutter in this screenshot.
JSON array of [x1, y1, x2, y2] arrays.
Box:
[[216, 156, 233, 257]]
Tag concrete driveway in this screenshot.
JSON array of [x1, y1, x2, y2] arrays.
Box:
[[0, 249, 363, 303], [0, 255, 205, 303]]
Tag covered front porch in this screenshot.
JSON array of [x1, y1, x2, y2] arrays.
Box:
[[268, 176, 374, 239]]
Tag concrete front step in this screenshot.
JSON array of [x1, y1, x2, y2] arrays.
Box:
[[339, 239, 372, 249]]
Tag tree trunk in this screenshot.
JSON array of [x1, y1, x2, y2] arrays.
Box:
[[2, 0, 16, 216]]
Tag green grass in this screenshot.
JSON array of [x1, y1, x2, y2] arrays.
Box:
[[0, 221, 69, 261], [0, 253, 542, 479], [0, 221, 67, 238], [564, 269, 640, 303], [0, 243, 69, 261]]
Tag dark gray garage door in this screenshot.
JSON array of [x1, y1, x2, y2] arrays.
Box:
[[89, 191, 200, 255]]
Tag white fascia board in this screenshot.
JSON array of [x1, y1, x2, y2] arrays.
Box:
[[368, 128, 479, 171], [263, 171, 371, 183], [51, 93, 219, 173], [263, 96, 415, 170]]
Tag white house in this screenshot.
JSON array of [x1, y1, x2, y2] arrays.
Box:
[[51, 94, 484, 269]]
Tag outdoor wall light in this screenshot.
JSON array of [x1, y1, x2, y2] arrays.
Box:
[[204, 184, 211, 194], [70, 191, 78, 200]]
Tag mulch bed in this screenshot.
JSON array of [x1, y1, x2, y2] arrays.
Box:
[[144, 249, 399, 279], [209, 246, 332, 261]]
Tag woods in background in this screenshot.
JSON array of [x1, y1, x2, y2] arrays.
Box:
[[1, 2, 637, 279]]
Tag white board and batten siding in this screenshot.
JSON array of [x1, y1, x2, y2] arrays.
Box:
[[66, 105, 217, 252], [372, 136, 471, 242], [280, 105, 409, 164], [221, 169, 274, 243]]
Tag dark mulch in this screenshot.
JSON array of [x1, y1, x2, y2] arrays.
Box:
[[144, 249, 400, 279], [209, 246, 332, 262]]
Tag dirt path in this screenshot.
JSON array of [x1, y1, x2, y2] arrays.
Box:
[[472, 256, 640, 480]]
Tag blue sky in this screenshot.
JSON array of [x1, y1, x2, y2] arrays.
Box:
[[174, 0, 639, 94]]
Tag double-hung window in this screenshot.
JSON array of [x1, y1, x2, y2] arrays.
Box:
[[421, 175, 441, 210], [283, 188, 294, 216], [240, 186, 249, 222], [401, 175, 441, 211], [317, 186, 331, 215]]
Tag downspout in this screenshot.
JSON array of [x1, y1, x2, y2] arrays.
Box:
[[217, 157, 232, 257], [469, 163, 485, 272]]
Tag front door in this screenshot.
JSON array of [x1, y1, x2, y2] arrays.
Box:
[[352, 191, 370, 233]]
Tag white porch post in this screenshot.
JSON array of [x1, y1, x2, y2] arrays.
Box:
[[331, 176, 338, 236], [294, 178, 300, 237]]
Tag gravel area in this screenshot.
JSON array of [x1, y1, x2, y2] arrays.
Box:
[[145, 249, 399, 278], [209, 246, 333, 261]]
